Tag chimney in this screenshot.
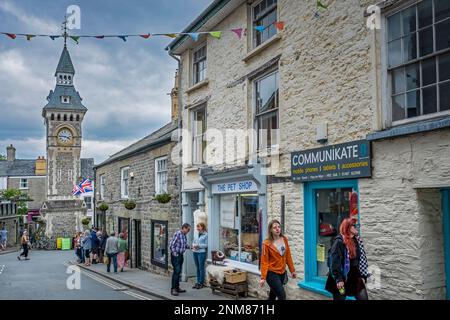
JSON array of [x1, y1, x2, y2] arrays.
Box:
[[170, 69, 179, 122], [35, 156, 46, 176], [6, 144, 16, 161]]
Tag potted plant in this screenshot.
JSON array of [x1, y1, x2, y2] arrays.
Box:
[[82, 217, 91, 226], [98, 202, 109, 212], [154, 193, 172, 204], [123, 199, 136, 210]]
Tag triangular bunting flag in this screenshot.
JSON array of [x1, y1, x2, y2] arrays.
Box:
[[231, 28, 244, 39], [188, 33, 200, 41], [209, 31, 222, 39], [118, 36, 128, 42], [140, 34, 151, 39], [165, 34, 177, 38], [317, 0, 328, 10], [70, 36, 80, 44], [255, 26, 265, 32], [95, 35, 105, 39], [26, 35, 36, 41], [275, 22, 285, 31], [5, 33, 16, 39], [50, 35, 59, 40]]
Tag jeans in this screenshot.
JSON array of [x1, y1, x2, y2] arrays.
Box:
[[193, 252, 206, 285], [266, 271, 286, 300], [171, 254, 184, 290], [107, 253, 118, 272], [19, 244, 28, 258]]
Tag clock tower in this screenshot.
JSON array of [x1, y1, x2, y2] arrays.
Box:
[[41, 43, 88, 236]]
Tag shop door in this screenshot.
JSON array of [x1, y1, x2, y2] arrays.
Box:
[[442, 189, 450, 300], [134, 220, 142, 269], [118, 218, 131, 266], [185, 192, 199, 279]]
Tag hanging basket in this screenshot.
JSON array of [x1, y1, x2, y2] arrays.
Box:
[[98, 202, 109, 212], [123, 199, 136, 210], [154, 193, 171, 204], [82, 217, 91, 225]]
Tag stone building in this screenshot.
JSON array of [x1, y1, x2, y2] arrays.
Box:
[[167, 0, 450, 299], [94, 73, 181, 274]]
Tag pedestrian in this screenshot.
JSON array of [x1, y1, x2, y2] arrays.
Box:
[[105, 231, 119, 273], [169, 223, 191, 296], [259, 219, 297, 300], [117, 233, 128, 272], [325, 217, 369, 300], [81, 230, 92, 266], [90, 228, 99, 264], [191, 222, 208, 289], [74, 232, 82, 263], [99, 230, 108, 264], [17, 230, 30, 261], [0, 226, 8, 251]]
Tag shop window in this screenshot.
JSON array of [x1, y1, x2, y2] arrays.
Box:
[[255, 71, 279, 151], [151, 220, 168, 269], [191, 106, 207, 165], [155, 156, 168, 195], [253, 0, 278, 48], [219, 194, 260, 266], [193, 45, 207, 85], [386, 0, 450, 124], [301, 180, 359, 296]]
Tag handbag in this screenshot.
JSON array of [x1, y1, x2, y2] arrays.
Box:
[[103, 256, 109, 264], [125, 251, 130, 261]]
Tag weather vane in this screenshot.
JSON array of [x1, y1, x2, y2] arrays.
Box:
[[62, 15, 68, 46]]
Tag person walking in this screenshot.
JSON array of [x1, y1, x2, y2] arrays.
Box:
[[117, 233, 128, 272], [90, 228, 100, 264], [99, 230, 108, 264], [325, 217, 369, 300], [0, 226, 8, 251], [74, 232, 83, 263], [169, 223, 191, 296], [259, 219, 296, 300], [17, 230, 30, 260], [81, 230, 92, 266], [105, 231, 119, 273], [191, 223, 208, 289]]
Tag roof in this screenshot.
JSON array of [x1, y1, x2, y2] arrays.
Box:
[[95, 122, 178, 168], [55, 45, 75, 76], [43, 85, 87, 112], [81, 158, 95, 180], [0, 159, 39, 177], [166, 0, 245, 54]]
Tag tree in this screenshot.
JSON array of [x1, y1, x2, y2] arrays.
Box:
[[0, 188, 33, 215], [0, 154, 6, 160]]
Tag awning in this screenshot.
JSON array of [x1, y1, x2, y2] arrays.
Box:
[[27, 209, 40, 223]]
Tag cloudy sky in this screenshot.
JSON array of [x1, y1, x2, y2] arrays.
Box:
[[0, 0, 211, 163]]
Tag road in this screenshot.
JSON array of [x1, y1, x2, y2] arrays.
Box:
[[0, 249, 156, 300]]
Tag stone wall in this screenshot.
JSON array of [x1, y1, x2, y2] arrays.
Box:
[[96, 140, 181, 276], [0, 216, 19, 246], [8, 177, 46, 210]]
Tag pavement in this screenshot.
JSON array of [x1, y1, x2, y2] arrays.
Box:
[[0, 249, 156, 300], [0, 246, 20, 255], [70, 258, 256, 301]]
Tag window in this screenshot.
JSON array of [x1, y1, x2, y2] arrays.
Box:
[[100, 175, 105, 200], [57, 170, 62, 182], [155, 157, 168, 195], [191, 106, 207, 165], [255, 71, 279, 150], [219, 194, 260, 266], [67, 170, 73, 181], [0, 177, 6, 190], [19, 178, 28, 190], [84, 196, 92, 210], [121, 167, 130, 199], [151, 220, 169, 269], [387, 0, 450, 123], [253, 0, 278, 48], [193, 45, 207, 85]]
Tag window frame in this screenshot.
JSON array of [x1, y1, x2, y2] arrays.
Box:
[[19, 178, 28, 190], [192, 44, 207, 85], [252, 0, 278, 49], [191, 105, 207, 165], [253, 69, 280, 152], [154, 156, 168, 195], [120, 166, 130, 199], [383, 0, 450, 128], [100, 175, 105, 200]]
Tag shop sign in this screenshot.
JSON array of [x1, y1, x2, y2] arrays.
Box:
[[212, 180, 258, 194], [291, 140, 371, 182]]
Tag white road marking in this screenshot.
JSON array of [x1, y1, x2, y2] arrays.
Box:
[[0, 265, 5, 275], [63, 262, 151, 300]]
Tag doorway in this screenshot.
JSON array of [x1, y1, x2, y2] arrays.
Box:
[[185, 192, 199, 280], [133, 220, 142, 269], [443, 189, 450, 300], [118, 217, 131, 266]]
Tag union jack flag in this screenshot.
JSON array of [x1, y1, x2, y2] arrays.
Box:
[[79, 178, 93, 193], [72, 184, 82, 196]]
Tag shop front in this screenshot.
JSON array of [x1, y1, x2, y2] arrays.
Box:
[[199, 164, 267, 274], [291, 140, 372, 297]]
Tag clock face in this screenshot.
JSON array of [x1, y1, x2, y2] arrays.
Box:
[[57, 129, 73, 144]]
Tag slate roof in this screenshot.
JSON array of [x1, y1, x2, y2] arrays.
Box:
[[43, 85, 87, 111], [0, 158, 95, 178], [55, 45, 75, 75], [95, 122, 178, 168]]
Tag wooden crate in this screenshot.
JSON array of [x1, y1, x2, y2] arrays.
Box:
[[209, 278, 248, 300], [224, 270, 247, 284]]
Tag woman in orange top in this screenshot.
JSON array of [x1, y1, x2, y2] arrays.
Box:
[[259, 219, 296, 300]]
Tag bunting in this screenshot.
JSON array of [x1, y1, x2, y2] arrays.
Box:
[[0, 20, 285, 43]]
